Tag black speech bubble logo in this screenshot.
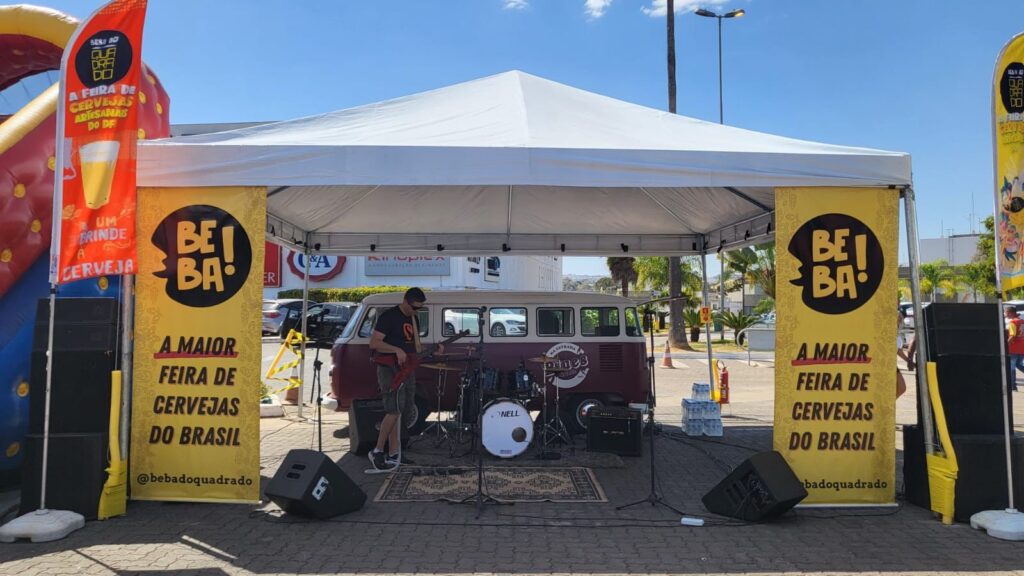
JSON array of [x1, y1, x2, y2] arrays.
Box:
[[787, 213, 883, 315], [151, 205, 252, 308], [75, 30, 133, 88]]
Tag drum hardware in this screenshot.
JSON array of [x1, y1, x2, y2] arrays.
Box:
[[535, 359, 573, 460], [418, 364, 457, 451], [420, 363, 464, 372]]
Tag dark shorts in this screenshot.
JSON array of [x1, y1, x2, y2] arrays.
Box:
[[377, 365, 416, 416]]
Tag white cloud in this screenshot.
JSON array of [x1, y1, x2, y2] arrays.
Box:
[[585, 0, 613, 19], [503, 0, 529, 10], [641, 0, 728, 17]]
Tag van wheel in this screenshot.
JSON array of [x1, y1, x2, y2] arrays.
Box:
[[405, 396, 430, 435], [563, 395, 605, 435]]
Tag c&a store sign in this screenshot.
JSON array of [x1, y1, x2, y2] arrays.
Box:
[[286, 251, 346, 282]]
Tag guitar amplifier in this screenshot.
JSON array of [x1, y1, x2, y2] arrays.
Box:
[[586, 406, 642, 456]]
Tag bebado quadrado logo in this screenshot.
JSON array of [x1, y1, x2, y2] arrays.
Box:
[[151, 205, 252, 307], [75, 30, 133, 88], [787, 213, 883, 315], [1000, 61, 1024, 114]]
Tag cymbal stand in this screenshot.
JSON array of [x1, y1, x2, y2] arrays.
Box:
[[540, 366, 573, 453], [617, 308, 683, 515], [535, 363, 561, 460], [419, 369, 453, 450]]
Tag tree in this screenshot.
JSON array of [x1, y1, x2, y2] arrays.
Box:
[[681, 309, 702, 342], [747, 243, 777, 300], [594, 276, 616, 293], [919, 259, 953, 302], [606, 258, 637, 297], [724, 247, 759, 312]]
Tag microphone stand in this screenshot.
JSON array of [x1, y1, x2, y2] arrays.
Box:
[[457, 307, 507, 518], [617, 307, 683, 515]]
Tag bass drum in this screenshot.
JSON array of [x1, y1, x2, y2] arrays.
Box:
[[481, 399, 533, 458]]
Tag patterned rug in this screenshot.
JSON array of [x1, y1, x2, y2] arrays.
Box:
[[374, 466, 607, 503]]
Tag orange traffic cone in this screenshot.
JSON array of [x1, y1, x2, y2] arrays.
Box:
[[660, 341, 674, 369]]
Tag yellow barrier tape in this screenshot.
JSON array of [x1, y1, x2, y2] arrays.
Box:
[[264, 330, 306, 395]]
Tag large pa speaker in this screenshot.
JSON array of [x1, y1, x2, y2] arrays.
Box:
[[902, 425, 1024, 522], [265, 450, 366, 518], [20, 433, 107, 519], [919, 303, 1013, 435], [702, 451, 807, 522], [348, 399, 385, 456], [922, 303, 1000, 357], [29, 298, 117, 435], [586, 406, 642, 456]]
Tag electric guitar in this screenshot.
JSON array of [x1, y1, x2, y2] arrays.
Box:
[[373, 329, 471, 391]]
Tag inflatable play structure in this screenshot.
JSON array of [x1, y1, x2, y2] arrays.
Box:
[[0, 5, 169, 485]]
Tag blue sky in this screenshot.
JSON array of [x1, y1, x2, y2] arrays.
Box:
[[9, 0, 1022, 276]]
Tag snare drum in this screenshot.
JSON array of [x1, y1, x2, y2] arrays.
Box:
[[481, 398, 534, 458]]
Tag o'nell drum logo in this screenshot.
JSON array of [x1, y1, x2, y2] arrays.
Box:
[[543, 342, 590, 389], [151, 205, 252, 308], [787, 213, 883, 315]]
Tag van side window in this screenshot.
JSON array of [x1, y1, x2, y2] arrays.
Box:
[[490, 307, 526, 337], [358, 307, 380, 338], [537, 308, 574, 336], [582, 307, 620, 337], [625, 307, 642, 337], [443, 308, 480, 337], [416, 308, 429, 338]]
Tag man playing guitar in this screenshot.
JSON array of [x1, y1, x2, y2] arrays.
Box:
[[368, 287, 438, 471]]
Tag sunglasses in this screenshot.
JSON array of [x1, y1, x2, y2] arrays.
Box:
[[410, 302, 425, 310]]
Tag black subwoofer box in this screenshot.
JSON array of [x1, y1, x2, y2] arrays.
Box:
[[265, 449, 366, 519], [902, 425, 1024, 522], [20, 433, 107, 519], [586, 406, 642, 456], [702, 451, 807, 522]]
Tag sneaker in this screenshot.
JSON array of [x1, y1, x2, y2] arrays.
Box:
[[369, 450, 395, 471], [386, 454, 415, 466]]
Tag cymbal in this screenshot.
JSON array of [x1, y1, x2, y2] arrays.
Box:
[[420, 363, 464, 372]]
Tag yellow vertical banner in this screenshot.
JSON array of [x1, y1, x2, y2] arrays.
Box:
[[131, 186, 265, 502], [773, 187, 897, 505], [994, 33, 1024, 292]]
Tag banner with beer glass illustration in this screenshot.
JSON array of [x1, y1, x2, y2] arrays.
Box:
[[773, 187, 898, 505], [51, 0, 148, 284], [131, 187, 264, 503], [994, 33, 1024, 293]]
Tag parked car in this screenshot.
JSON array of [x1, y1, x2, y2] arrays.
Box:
[[281, 301, 358, 343], [898, 302, 915, 328], [489, 308, 527, 336], [262, 299, 314, 336]]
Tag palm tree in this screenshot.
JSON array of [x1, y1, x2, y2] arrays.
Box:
[[716, 310, 763, 345], [724, 247, 758, 312], [681, 308, 702, 343], [606, 257, 637, 297], [749, 243, 777, 300], [919, 259, 953, 302]]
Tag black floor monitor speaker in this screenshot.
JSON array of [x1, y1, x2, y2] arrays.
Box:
[[348, 399, 385, 455], [702, 451, 807, 522], [586, 406, 642, 456], [902, 425, 1024, 522], [265, 450, 366, 518], [20, 433, 107, 519]]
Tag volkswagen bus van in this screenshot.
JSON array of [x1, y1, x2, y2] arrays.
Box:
[[330, 291, 650, 438]]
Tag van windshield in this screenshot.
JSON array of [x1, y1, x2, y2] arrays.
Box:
[[342, 304, 365, 339]]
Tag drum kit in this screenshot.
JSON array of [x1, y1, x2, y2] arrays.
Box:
[[416, 353, 573, 459]]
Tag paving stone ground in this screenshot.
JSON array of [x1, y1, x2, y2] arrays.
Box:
[[1, 335, 1022, 576]]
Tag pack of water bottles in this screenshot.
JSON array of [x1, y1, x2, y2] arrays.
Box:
[[682, 382, 723, 437]]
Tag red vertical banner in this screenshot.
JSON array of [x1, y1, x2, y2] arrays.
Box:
[[50, 0, 149, 284], [264, 242, 281, 287]]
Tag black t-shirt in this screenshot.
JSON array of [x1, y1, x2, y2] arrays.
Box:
[[374, 306, 417, 356]]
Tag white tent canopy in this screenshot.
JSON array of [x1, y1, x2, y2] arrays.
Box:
[[137, 70, 911, 256]]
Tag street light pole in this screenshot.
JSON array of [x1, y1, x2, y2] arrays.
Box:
[[696, 7, 744, 334]]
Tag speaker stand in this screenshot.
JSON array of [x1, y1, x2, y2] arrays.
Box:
[[617, 317, 683, 516]]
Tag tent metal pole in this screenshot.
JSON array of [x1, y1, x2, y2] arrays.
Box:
[[699, 247, 715, 388], [120, 275, 134, 461], [298, 239, 311, 421], [902, 186, 935, 455]]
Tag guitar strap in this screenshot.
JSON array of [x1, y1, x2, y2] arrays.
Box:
[[412, 312, 422, 354]]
